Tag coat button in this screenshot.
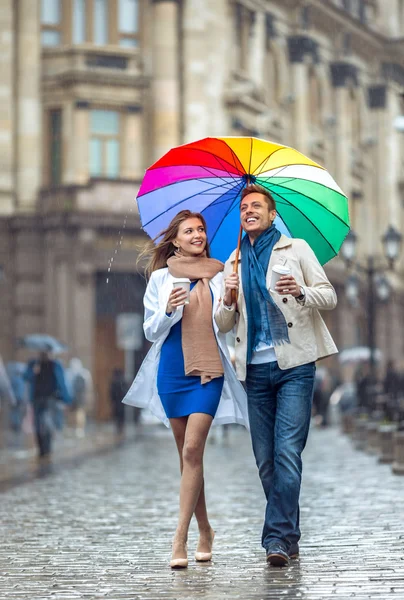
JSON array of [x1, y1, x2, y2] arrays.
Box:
[[282, 297, 288, 304], [236, 337, 241, 343], [287, 322, 293, 328]]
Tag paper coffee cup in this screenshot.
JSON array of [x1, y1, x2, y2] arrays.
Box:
[[270, 265, 291, 293], [172, 278, 191, 304]]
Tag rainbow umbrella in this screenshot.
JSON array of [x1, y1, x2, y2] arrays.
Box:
[[137, 137, 349, 265]]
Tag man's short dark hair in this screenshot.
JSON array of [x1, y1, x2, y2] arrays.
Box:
[[240, 184, 276, 212]]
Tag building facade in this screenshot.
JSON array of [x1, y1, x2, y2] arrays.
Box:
[[0, 0, 403, 417]]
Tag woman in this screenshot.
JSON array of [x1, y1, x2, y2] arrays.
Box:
[[123, 210, 248, 568]]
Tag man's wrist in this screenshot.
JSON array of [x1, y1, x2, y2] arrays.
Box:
[[296, 286, 305, 301]]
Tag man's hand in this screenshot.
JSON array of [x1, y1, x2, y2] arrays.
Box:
[[224, 272, 239, 306], [275, 275, 301, 297]]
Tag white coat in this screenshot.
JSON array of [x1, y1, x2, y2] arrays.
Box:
[[122, 268, 249, 429]]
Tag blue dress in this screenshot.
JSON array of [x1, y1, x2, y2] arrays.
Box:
[[157, 282, 224, 419]]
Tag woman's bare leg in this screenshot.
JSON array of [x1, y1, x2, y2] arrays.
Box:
[[171, 417, 211, 529], [170, 413, 214, 558]]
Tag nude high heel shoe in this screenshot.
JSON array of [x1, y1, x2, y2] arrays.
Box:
[[170, 543, 188, 569], [195, 531, 215, 562]]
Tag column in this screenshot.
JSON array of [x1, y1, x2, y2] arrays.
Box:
[[152, 0, 180, 160], [291, 63, 309, 155], [15, 0, 41, 211], [248, 11, 265, 89], [74, 103, 90, 184], [0, 0, 15, 215]]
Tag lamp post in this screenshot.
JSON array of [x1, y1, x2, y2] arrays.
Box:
[[341, 225, 402, 412]]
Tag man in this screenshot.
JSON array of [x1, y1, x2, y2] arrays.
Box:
[[215, 185, 337, 566], [24, 352, 71, 458]]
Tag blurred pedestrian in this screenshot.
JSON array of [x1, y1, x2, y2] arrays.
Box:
[[109, 368, 128, 436], [215, 185, 337, 566], [313, 368, 332, 427], [66, 358, 93, 437], [24, 352, 71, 458], [6, 362, 27, 435], [123, 210, 248, 569], [384, 360, 401, 401]]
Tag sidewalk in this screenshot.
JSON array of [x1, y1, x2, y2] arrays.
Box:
[[1, 424, 404, 599], [0, 422, 137, 491]]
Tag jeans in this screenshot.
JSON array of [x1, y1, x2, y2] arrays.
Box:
[[246, 361, 315, 552], [33, 397, 55, 456]]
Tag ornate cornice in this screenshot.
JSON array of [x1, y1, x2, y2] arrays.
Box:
[[367, 85, 387, 109], [287, 35, 319, 64], [330, 62, 359, 88], [382, 63, 404, 87]]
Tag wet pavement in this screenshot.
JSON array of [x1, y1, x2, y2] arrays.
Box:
[[0, 424, 136, 492], [1, 424, 404, 599]]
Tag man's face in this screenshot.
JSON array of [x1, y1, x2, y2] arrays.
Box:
[[240, 193, 276, 240]]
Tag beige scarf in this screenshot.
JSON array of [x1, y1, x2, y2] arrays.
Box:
[[167, 254, 224, 384]]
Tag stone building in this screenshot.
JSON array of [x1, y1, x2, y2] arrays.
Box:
[[0, 0, 403, 418]]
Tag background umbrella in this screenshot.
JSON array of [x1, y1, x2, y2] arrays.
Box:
[[137, 136, 350, 265], [339, 346, 382, 364], [18, 334, 68, 355]]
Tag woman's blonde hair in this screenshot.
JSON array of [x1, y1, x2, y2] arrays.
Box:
[[138, 210, 211, 278]]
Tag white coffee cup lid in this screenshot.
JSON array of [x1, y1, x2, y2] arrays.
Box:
[[172, 278, 191, 283], [272, 265, 290, 275]]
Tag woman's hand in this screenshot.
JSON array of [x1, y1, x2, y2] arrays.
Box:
[[223, 273, 239, 306], [166, 288, 188, 313]]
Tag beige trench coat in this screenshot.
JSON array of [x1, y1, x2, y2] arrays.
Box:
[[214, 235, 338, 381]]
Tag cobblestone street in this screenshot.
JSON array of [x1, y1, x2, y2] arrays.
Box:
[[1, 424, 404, 599]]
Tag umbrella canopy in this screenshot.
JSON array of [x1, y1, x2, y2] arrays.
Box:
[[18, 334, 68, 355], [137, 137, 350, 264], [339, 346, 382, 364]]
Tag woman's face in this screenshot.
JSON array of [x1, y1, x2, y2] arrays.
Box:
[[174, 218, 207, 257]]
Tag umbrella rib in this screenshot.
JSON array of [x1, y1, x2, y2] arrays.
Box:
[[259, 179, 349, 228], [253, 146, 323, 176], [221, 142, 248, 178], [271, 189, 341, 255], [143, 164, 242, 191], [141, 180, 243, 228], [138, 175, 238, 201], [148, 147, 244, 180], [259, 175, 347, 202], [248, 137, 253, 176], [207, 182, 245, 246]]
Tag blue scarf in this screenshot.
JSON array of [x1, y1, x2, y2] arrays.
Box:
[[241, 225, 290, 364]]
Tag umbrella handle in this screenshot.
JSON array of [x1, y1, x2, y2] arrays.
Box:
[[231, 224, 243, 305]]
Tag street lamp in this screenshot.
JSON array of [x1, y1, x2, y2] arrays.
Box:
[[382, 225, 402, 267], [341, 224, 402, 413], [341, 230, 358, 263]]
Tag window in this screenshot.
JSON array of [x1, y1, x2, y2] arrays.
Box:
[[41, 0, 142, 49], [90, 110, 120, 178], [49, 109, 63, 185], [41, 0, 62, 46], [118, 0, 139, 47], [73, 0, 86, 44], [94, 0, 108, 45]]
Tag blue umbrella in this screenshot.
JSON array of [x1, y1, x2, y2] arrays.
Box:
[[18, 334, 68, 354]]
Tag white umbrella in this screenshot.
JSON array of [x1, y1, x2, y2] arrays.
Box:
[[338, 346, 382, 364]]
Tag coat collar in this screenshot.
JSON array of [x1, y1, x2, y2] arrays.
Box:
[[229, 234, 292, 263]]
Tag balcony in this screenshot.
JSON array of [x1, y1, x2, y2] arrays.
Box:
[[42, 45, 147, 90]]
